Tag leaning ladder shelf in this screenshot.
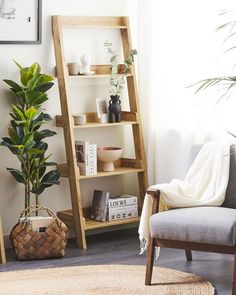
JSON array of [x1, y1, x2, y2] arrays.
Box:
[[52, 16, 148, 249]]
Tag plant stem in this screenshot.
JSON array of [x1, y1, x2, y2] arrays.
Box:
[[24, 185, 27, 216], [35, 194, 39, 216]]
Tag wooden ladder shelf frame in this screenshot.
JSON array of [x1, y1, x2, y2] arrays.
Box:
[[52, 15, 148, 249]]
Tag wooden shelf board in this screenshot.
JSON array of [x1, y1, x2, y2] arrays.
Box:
[[57, 209, 140, 230], [73, 121, 138, 129], [65, 25, 127, 29], [57, 164, 144, 179], [79, 167, 144, 179], [56, 113, 138, 128], [58, 16, 129, 29], [68, 73, 131, 79]]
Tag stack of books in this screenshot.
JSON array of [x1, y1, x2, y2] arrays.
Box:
[[107, 194, 138, 221], [75, 141, 97, 176], [90, 189, 138, 222]]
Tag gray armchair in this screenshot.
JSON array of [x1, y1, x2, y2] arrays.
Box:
[[145, 144, 236, 295]]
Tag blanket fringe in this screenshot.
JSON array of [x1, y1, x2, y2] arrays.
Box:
[[139, 237, 148, 255], [139, 237, 160, 259]]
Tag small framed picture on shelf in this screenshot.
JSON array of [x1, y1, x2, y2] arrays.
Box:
[[96, 98, 108, 123]]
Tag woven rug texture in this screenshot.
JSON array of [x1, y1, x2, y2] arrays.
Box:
[[0, 264, 214, 295]]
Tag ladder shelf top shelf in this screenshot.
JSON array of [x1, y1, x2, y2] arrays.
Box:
[[68, 73, 132, 79], [54, 15, 129, 29]]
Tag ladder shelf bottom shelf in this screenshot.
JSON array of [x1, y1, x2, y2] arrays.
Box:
[[57, 209, 140, 230]]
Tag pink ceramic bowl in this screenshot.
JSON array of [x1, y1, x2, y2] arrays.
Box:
[[97, 147, 123, 172]]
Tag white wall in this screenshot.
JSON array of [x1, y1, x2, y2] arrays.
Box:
[[0, 0, 138, 235]]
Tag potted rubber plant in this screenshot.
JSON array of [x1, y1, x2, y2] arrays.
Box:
[[104, 41, 137, 123], [1, 62, 60, 213]]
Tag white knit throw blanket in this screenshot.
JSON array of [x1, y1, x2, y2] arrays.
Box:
[[138, 142, 230, 254]]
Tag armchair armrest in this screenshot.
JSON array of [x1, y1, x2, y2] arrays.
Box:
[[146, 189, 160, 215]]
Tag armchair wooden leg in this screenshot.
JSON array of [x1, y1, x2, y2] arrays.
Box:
[[145, 238, 155, 285], [185, 249, 192, 261], [232, 251, 236, 295], [0, 217, 6, 264]]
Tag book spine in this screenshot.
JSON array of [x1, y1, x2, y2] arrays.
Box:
[[108, 196, 138, 208], [84, 141, 90, 176], [107, 205, 138, 221], [108, 204, 138, 214], [107, 208, 138, 221], [88, 144, 97, 175], [93, 144, 97, 174]]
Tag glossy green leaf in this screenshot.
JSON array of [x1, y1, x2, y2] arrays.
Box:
[[26, 148, 45, 156], [25, 107, 38, 120], [34, 129, 57, 141], [8, 128, 20, 144], [3, 79, 23, 92], [22, 133, 34, 147], [7, 168, 26, 184], [12, 105, 25, 121], [41, 170, 60, 184], [35, 82, 54, 93]]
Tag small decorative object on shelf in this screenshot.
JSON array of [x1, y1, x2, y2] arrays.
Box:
[[108, 95, 121, 123], [67, 62, 80, 75], [73, 113, 87, 125], [97, 147, 123, 172], [90, 190, 110, 221], [96, 97, 108, 123], [79, 54, 94, 75], [104, 41, 137, 123]]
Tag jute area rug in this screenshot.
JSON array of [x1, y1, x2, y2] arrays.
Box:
[[0, 264, 214, 295]]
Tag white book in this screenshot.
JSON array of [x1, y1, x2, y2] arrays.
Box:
[[107, 208, 138, 221], [75, 141, 90, 175], [108, 194, 138, 208], [107, 204, 138, 221]]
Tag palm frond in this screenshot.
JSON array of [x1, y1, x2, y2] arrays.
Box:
[[224, 45, 236, 54], [223, 31, 236, 44], [216, 21, 236, 32]]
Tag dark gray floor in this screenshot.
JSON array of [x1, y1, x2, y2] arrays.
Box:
[[0, 228, 233, 294]]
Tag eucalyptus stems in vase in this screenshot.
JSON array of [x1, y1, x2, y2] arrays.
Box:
[[1, 62, 60, 213], [104, 41, 137, 123]]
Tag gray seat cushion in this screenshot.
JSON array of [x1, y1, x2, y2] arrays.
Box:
[[150, 207, 236, 246]]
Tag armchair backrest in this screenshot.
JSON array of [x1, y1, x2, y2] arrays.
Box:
[[188, 144, 236, 209], [223, 145, 236, 209]]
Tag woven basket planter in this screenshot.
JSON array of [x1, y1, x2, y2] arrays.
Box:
[[10, 205, 69, 260]]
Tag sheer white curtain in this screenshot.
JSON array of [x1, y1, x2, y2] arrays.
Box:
[[137, 0, 236, 185]]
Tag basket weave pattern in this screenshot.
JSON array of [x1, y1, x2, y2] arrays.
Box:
[[10, 206, 69, 260]]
